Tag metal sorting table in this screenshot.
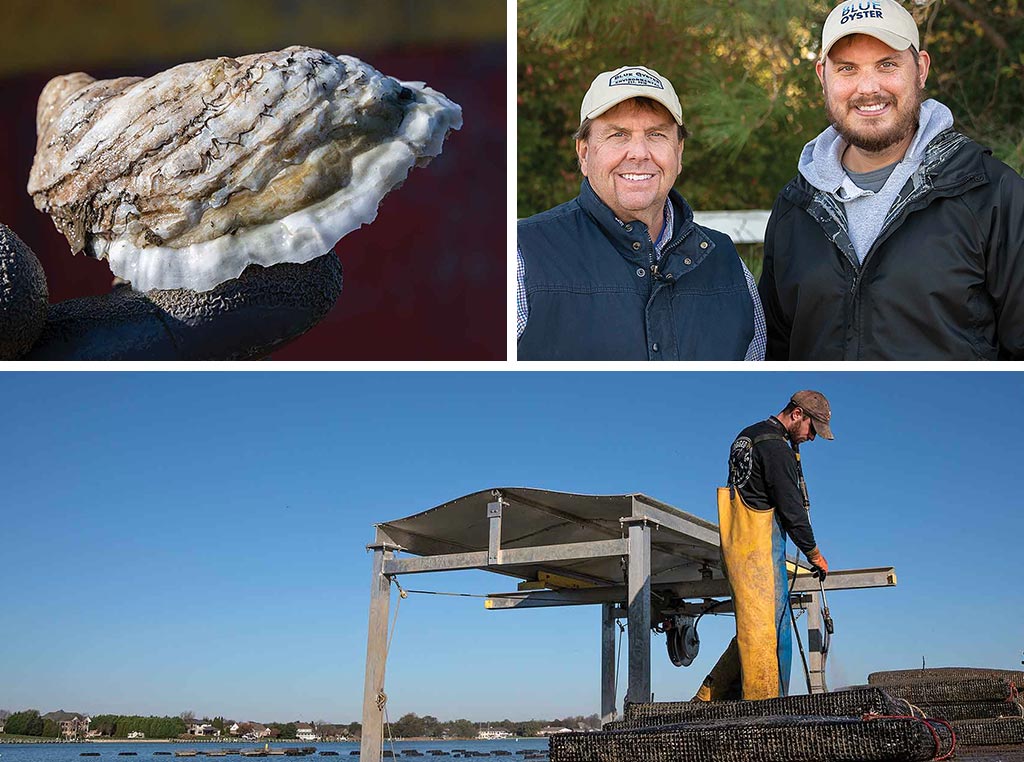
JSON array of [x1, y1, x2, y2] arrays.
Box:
[[360, 488, 897, 762]]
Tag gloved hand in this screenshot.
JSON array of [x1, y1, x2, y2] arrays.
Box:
[[0, 223, 343, 360], [807, 548, 829, 581]]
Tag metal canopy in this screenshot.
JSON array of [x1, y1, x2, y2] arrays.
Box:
[[360, 487, 897, 762], [376, 487, 723, 588]]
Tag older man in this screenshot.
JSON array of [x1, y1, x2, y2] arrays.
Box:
[[759, 0, 1024, 360], [517, 65, 765, 360]]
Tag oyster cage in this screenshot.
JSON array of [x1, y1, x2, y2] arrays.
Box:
[[864, 668, 1024, 746], [610, 687, 912, 730], [879, 678, 1017, 705], [951, 718, 1024, 746], [548, 714, 955, 762], [869, 668, 1024, 690]]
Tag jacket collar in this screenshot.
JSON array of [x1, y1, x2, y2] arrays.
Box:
[[767, 416, 791, 440], [577, 179, 712, 275], [784, 129, 984, 210]]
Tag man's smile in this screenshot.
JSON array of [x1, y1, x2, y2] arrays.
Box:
[[851, 100, 892, 117]]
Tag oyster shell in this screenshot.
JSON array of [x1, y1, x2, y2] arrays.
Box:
[[27, 46, 462, 292]]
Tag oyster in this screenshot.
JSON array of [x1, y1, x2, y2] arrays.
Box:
[[27, 46, 462, 292]]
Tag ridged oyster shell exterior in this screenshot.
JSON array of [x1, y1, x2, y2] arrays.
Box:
[[28, 46, 462, 292]]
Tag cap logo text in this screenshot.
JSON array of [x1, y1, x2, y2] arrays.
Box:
[[608, 69, 664, 89], [840, 1, 884, 23]]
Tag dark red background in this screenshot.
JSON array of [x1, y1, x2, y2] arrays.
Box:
[[0, 43, 505, 360]]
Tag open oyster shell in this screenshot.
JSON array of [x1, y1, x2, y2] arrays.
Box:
[[27, 46, 462, 292]]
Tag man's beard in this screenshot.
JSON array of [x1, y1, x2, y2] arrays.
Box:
[[825, 86, 924, 153]]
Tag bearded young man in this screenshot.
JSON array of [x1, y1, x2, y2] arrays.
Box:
[[759, 0, 1024, 360]]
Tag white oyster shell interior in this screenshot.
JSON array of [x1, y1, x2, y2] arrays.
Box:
[[27, 46, 462, 292]]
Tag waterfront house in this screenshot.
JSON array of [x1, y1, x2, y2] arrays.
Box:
[[238, 722, 272, 740], [128, 731, 145, 739], [189, 722, 220, 737], [296, 723, 318, 741], [477, 728, 513, 740], [537, 727, 572, 737], [44, 711, 90, 741]]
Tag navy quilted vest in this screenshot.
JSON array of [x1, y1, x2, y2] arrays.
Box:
[[518, 181, 754, 360]]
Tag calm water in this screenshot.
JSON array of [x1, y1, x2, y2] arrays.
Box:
[[0, 740, 550, 762]]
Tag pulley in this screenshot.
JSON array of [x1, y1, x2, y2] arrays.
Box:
[[666, 615, 700, 667]]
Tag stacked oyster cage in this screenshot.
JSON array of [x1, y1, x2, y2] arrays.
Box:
[[548, 687, 956, 762], [868, 667, 1024, 748]]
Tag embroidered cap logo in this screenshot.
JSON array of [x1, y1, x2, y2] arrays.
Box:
[[608, 69, 665, 90], [840, 1, 885, 25]]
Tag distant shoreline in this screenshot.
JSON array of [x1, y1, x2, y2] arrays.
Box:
[[0, 739, 356, 745], [0, 737, 536, 745]]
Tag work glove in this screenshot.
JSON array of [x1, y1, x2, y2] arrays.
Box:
[[807, 548, 829, 581], [0, 223, 343, 360]]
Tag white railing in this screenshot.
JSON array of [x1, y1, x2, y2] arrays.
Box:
[[692, 210, 770, 244]]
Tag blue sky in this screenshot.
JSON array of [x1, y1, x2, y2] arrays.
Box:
[[2, 371, 1021, 725]]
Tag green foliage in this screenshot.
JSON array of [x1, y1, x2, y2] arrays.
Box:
[[278, 723, 297, 740], [921, 0, 1024, 173], [4, 710, 44, 736], [517, 0, 1024, 224], [41, 719, 60, 738], [89, 715, 187, 739]]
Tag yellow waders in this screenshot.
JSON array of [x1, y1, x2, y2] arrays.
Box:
[[713, 486, 792, 700]]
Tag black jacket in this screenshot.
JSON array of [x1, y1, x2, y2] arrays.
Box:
[[759, 130, 1024, 360], [727, 417, 817, 555]]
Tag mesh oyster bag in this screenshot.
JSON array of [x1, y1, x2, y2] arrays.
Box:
[[949, 717, 1024, 746], [549, 715, 955, 762], [914, 701, 1024, 722], [880, 678, 1017, 704], [869, 668, 1024, 690], [613, 688, 910, 730]]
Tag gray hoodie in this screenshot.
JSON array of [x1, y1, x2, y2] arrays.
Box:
[[797, 98, 954, 263]]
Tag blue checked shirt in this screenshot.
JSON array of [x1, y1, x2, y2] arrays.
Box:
[[517, 200, 767, 360]]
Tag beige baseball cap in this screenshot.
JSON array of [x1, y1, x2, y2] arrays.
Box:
[[580, 65, 683, 126], [790, 390, 835, 440], [821, 0, 920, 60]]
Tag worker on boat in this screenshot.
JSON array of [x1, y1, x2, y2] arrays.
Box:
[[694, 390, 833, 701]]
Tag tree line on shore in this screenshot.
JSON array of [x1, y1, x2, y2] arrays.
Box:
[[388, 713, 601, 738], [0, 711, 359, 741], [2, 710, 603, 740]]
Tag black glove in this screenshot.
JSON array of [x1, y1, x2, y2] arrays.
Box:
[[0, 223, 343, 360], [807, 548, 829, 581]]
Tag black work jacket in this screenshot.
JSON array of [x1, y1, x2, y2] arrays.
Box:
[[759, 130, 1024, 360], [728, 417, 817, 555]]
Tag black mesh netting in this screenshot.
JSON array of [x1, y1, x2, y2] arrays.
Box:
[[613, 687, 910, 729], [913, 701, 1024, 722], [548, 715, 954, 762], [869, 668, 1024, 690], [879, 678, 1016, 704], [949, 718, 1024, 746]]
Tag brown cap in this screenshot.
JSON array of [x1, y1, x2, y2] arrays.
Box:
[[790, 390, 834, 440]]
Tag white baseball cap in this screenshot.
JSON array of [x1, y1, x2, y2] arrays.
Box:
[[821, 0, 920, 60], [580, 65, 683, 126]]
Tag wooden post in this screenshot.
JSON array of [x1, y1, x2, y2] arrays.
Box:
[[360, 540, 395, 762]]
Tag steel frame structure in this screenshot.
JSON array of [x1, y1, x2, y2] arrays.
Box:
[[360, 491, 897, 762]]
